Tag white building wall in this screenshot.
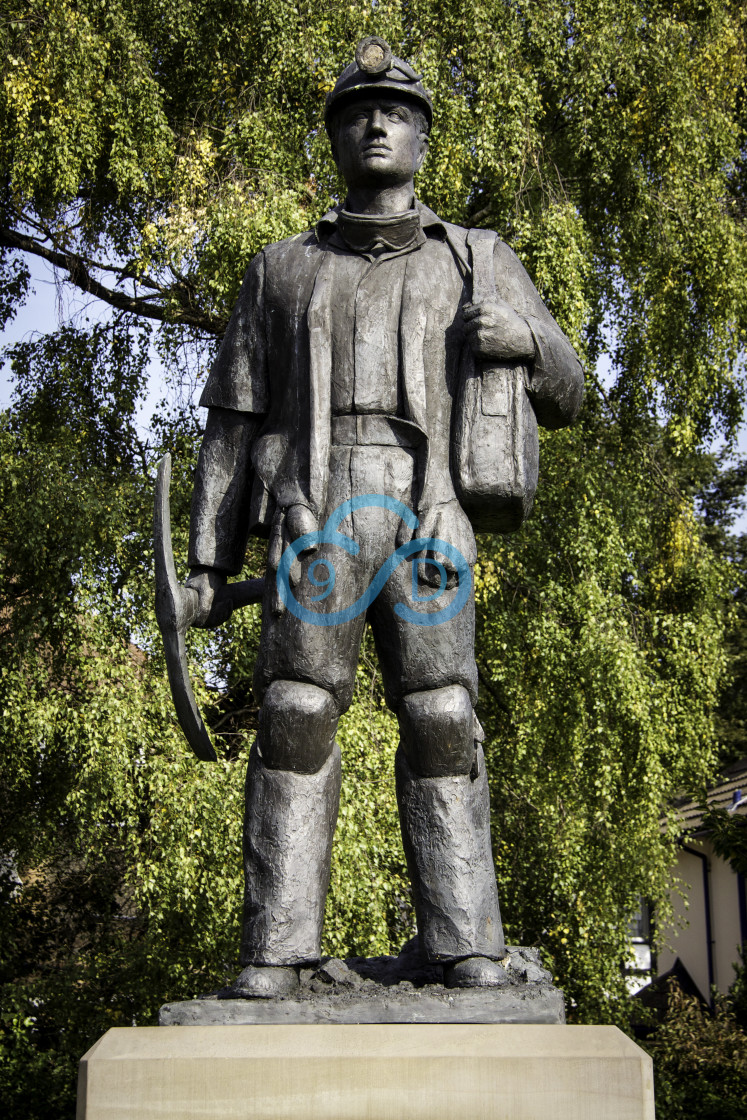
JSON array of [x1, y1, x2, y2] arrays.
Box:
[[658, 838, 744, 997], [659, 844, 710, 999], [708, 841, 743, 991]]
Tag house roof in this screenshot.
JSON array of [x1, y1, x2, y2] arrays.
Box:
[[671, 756, 747, 833]]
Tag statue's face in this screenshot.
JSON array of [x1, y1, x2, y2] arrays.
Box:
[[332, 97, 428, 190]]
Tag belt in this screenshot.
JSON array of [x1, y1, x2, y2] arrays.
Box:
[[331, 414, 423, 449]]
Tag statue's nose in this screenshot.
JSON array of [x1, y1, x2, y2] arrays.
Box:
[[367, 110, 388, 135]]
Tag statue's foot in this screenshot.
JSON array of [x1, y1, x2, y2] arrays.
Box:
[[444, 956, 510, 989], [220, 964, 300, 1000]]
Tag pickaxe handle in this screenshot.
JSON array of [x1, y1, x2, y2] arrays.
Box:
[[154, 453, 265, 761], [216, 575, 265, 615]]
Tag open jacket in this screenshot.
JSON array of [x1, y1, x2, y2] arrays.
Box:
[[190, 203, 584, 575]]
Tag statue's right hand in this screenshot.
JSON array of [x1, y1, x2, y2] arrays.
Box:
[[268, 505, 319, 575], [185, 567, 230, 629]]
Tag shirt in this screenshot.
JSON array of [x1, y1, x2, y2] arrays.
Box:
[[317, 206, 451, 418]]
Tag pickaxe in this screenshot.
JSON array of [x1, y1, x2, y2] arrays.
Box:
[[154, 453, 264, 761]]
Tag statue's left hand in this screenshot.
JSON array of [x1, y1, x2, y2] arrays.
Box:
[[416, 501, 477, 590], [463, 298, 535, 362]]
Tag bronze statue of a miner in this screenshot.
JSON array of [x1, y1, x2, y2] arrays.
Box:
[[156, 38, 583, 998]]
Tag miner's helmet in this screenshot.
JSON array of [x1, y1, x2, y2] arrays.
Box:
[[324, 37, 433, 132]]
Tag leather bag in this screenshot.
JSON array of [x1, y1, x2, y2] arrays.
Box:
[[452, 229, 539, 534]]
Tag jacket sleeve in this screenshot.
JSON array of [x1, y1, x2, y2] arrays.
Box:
[[493, 240, 584, 429], [199, 251, 269, 414], [188, 408, 263, 575], [189, 252, 270, 574]]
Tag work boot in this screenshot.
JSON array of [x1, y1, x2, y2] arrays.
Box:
[[221, 964, 300, 1000], [444, 956, 510, 989]]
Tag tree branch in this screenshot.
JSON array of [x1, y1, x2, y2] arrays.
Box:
[[0, 226, 223, 336]]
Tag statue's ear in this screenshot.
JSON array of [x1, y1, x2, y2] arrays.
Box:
[[326, 115, 340, 166], [415, 134, 429, 173]]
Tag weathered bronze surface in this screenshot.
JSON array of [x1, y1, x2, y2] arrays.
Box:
[[157, 38, 583, 999]]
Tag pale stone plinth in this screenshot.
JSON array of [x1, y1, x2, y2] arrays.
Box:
[[77, 1023, 655, 1119]]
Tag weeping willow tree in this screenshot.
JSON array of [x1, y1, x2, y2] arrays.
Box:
[[1, 2, 746, 1113]]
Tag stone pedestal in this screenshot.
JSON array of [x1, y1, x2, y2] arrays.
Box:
[[78, 1023, 655, 1119]]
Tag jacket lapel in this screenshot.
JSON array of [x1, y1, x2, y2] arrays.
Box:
[[306, 250, 335, 517]]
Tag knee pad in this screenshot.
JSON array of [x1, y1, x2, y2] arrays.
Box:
[[259, 680, 338, 773], [398, 685, 475, 777]]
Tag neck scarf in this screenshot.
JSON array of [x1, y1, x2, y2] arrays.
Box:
[[338, 208, 423, 254]]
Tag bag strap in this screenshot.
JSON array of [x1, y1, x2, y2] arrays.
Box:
[[466, 227, 498, 303]]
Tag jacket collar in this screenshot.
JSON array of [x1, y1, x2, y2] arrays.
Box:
[[315, 199, 447, 243]]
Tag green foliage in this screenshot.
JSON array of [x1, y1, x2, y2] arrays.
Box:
[[2, 1, 746, 426], [731, 951, 747, 1031], [476, 413, 729, 1020], [699, 458, 747, 765], [325, 650, 413, 958], [701, 804, 747, 875], [645, 980, 747, 1120], [0, 248, 29, 328], [0, 1, 745, 1115], [0, 350, 246, 1114]]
